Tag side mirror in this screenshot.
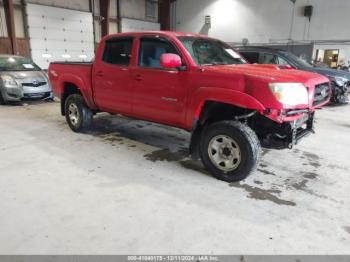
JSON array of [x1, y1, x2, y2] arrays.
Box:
[[160, 53, 182, 69]]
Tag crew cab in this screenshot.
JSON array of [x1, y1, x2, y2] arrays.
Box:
[[48, 31, 330, 182]]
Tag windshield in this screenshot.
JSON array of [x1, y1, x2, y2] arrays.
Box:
[[178, 36, 246, 66], [0, 56, 41, 71], [280, 51, 312, 68]]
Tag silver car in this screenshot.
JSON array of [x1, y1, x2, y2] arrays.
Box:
[[0, 55, 53, 104]]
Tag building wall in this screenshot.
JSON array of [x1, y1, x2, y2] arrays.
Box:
[[23, 0, 90, 12], [0, 0, 159, 47], [174, 0, 350, 43], [0, 4, 7, 37], [120, 0, 158, 22], [173, 0, 350, 61]]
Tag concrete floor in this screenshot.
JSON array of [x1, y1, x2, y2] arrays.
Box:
[[0, 101, 349, 255]]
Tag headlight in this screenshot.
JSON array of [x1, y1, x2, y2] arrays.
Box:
[[269, 83, 309, 106], [0, 75, 18, 87], [328, 76, 347, 86]]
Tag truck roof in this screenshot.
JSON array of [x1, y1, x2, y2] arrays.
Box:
[[236, 46, 286, 53], [103, 31, 210, 41]]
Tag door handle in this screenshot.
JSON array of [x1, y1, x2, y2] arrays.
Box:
[[134, 74, 143, 81], [96, 71, 104, 77]]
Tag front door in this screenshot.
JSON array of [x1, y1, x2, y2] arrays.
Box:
[[132, 37, 188, 127]]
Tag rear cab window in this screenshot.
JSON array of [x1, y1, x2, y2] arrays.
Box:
[[102, 38, 133, 66]]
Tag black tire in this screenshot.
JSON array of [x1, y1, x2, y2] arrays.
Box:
[[331, 84, 349, 104], [199, 121, 261, 182], [0, 91, 7, 105], [64, 94, 93, 132]]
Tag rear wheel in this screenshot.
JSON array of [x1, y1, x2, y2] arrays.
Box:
[[0, 92, 7, 105], [64, 94, 93, 132], [199, 121, 261, 182]]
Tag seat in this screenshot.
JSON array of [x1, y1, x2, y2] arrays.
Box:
[[148, 47, 167, 68]]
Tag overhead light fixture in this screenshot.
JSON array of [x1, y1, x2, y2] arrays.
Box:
[[79, 54, 87, 59], [61, 54, 71, 59], [42, 53, 52, 58]]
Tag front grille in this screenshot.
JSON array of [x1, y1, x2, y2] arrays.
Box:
[[313, 82, 331, 106], [22, 81, 47, 87], [23, 92, 51, 99]]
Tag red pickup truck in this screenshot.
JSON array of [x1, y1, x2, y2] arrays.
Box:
[[48, 31, 330, 182]]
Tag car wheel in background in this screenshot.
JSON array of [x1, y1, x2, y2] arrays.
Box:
[[0, 92, 7, 105]]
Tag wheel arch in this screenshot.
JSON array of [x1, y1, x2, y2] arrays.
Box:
[[186, 87, 266, 129], [60, 82, 82, 115], [57, 74, 96, 115], [188, 88, 265, 157]]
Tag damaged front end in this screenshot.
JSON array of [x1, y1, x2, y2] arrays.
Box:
[[251, 111, 315, 149], [250, 81, 331, 149], [330, 80, 349, 104]]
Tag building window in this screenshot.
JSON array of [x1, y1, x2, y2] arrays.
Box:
[[145, 0, 157, 19]]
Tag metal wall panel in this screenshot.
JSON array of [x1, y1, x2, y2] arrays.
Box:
[[26, 3, 94, 69], [121, 17, 160, 32]]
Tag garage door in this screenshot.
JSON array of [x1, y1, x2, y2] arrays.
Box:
[[26, 3, 94, 69]]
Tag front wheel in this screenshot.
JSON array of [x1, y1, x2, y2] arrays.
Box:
[[199, 121, 261, 182], [64, 94, 93, 132], [0, 91, 7, 105]]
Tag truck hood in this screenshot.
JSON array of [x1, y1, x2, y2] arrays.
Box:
[[204, 64, 329, 84], [200, 64, 330, 112]]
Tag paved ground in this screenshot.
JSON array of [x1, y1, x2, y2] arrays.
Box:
[[0, 101, 349, 255]]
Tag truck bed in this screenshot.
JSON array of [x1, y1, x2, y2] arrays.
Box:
[[50, 61, 93, 65], [48, 61, 96, 110]]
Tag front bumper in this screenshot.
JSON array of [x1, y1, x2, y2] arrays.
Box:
[[285, 113, 315, 148], [255, 112, 315, 149], [1, 85, 53, 102]]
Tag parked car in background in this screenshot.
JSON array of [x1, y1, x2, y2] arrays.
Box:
[[237, 47, 350, 104], [49, 31, 330, 182], [0, 55, 53, 105]]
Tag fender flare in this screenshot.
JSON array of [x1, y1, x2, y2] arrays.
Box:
[[57, 73, 97, 110], [186, 87, 266, 129]]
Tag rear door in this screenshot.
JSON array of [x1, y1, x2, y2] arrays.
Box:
[[131, 36, 188, 127], [93, 37, 133, 114]]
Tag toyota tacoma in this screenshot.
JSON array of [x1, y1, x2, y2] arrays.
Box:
[[48, 32, 330, 182]]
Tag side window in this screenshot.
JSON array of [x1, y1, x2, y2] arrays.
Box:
[[102, 38, 133, 66], [139, 37, 180, 68], [259, 53, 278, 64], [277, 56, 290, 65], [240, 52, 259, 63]]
